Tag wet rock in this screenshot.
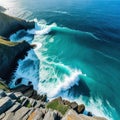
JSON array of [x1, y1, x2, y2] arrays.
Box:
[[15, 78, 22, 86], [88, 111, 93, 116]]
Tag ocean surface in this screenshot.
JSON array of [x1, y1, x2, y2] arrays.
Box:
[[0, 0, 120, 119]]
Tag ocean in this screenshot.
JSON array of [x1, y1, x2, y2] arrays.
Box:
[[0, 0, 120, 119]]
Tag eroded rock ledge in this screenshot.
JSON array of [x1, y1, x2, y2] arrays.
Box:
[[0, 90, 107, 120]]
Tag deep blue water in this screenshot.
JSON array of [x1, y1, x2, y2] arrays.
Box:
[[0, 0, 120, 119]]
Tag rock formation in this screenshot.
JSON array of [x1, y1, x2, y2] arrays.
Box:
[[0, 37, 32, 81], [0, 12, 34, 38], [0, 90, 107, 120]]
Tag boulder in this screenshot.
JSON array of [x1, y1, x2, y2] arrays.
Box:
[[77, 104, 85, 114], [70, 102, 78, 110], [0, 38, 32, 81], [62, 109, 107, 120], [0, 12, 34, 38]]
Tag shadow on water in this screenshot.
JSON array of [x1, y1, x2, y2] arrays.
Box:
[[68, 78, 90, 97]]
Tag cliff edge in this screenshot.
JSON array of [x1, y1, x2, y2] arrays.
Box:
[[0, 12, 34, 38]]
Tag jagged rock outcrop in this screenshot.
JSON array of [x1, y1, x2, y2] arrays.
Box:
[[11, 85, 47, 101], [0, 12, 34, 38], [0, 90, 108, 120], [62, 109, 107, 120], [0, 37, 32, 81], [0, 90, 61, 120]]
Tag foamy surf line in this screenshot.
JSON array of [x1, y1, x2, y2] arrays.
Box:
[[9, 19, 113, 120], [27, 19, 57, 35]]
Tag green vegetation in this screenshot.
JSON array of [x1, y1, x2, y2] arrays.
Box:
[[46, 99, 69, 115], [0, 81, 10, 92], [26, 102, 32, 108]]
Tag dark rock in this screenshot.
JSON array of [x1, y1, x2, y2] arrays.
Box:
[[88, 111, 93, 116], [6, 102, 21, 113], [0, 90, 7, 98], [22, 99, 29, 107], [77, 104, 85, 114], [0, 38, 32, 81], [0, 12, 35, 38], [15, 78, 22, 85], [7, 92, 17, 100], [0, 97, 14, 114], [41, 94, 47, 102], [63, 100, 71, 106]]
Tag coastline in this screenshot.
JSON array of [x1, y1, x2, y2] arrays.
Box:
[[0, 11, 108, 120]]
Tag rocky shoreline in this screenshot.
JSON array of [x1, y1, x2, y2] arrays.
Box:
[[0, 11, 107, 120], [0, 88, 107, 120]]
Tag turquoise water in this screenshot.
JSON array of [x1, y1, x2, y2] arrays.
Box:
[[1, 0, 120, 119]]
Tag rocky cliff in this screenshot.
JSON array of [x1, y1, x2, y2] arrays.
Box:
[[0, 90, 107, 120], [0, 12, 108, 120], [0, 37, 32, 82], [0, 12, 34, 38]]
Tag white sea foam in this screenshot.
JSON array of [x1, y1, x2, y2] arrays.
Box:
[[38, 62, 83, 98], [9, 50, 39, 90], [27, 19, 57, 35], [9, 19, 115, 120], [52, 10, 70, 15]]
